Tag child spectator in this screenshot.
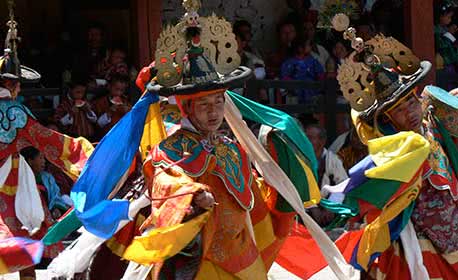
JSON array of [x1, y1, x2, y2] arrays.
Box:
[[435, 2, 458, 90], [233, 20, 261, 57], [327, 40, 350, 78], [235, 31, 266, 79], [93, 74, 131, 139], [20, 147, 72, 219], [104, 46, 130, 81], [266, 20, 297, 79], [303, 123, 347, 227], [280, 38, 324, 103], [54, 78, 97, 140]]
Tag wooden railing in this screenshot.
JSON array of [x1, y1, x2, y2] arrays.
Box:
[[244, 78, 349, 140], [20, 80, 350, 140]]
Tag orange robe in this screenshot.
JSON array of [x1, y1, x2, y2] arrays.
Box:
[[138, 128, 295, 279]]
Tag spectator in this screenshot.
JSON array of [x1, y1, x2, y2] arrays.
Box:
[[280, 38, 324, 104], [93, 74, 131, 139], [233, 20, 260, 57], [20, 147, 72, 220], [234, 31, 268, 102], [435, 2, 458, 90], [326, 40, 351, 78], [302, 123, 347, 227], [54, 78, 97, 140], [329, 128, 368, 171], [304, 123, 348, 187], [103, 46, 131, 81], [72, 22, 108, 81], [266, 20, 297, 79], [45, 163, 74, 196], [303, 21, 331, 71], [235, 32, 266, 79]]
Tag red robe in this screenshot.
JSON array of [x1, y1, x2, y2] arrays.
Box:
[[0, 99, 93, 261], [93, 96, 131, 138], [54, 98, 95, 140]]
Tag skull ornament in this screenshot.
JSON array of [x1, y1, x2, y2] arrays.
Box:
[[184, 11, 200, 27], [352, 37, 365, 53]]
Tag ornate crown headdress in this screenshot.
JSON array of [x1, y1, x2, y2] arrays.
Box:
[[2, 0, 20, 79], [154, 0, 242, 89], [1, 0, 40, 83], [332, 13, 423, 113]]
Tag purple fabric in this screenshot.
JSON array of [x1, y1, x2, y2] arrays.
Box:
[[344, 156, 375, 193]]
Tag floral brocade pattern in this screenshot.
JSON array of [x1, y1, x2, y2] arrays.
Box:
[[411, 179, 458, 253], [423, 123, 458, 199]]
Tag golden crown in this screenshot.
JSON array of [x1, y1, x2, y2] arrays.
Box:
[[154, 0, 241, 88], [332, 14, 421, 112]]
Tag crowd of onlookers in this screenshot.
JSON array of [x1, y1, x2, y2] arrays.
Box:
[[20, 22, 140, 143]]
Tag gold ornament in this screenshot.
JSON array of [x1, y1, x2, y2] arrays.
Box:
[[332, 13, 350, 32], [367, 35, 420, 75], [200, 14, 240, 75], [154, 25, 187, 87], [183, 0, 201, 13], [337, 54, 375, 111]]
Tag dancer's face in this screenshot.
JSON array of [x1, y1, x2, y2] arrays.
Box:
[[186, 91, 225, 135], [386, 94, 423, 133]]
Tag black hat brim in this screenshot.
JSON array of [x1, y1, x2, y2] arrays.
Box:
[[359, 60, 432, 123], [0, 65, 41, 83], [147, 66, 253, 97]]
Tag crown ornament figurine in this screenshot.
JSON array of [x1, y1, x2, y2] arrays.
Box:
[[150, 0, 249, 96], [332, 13, 430, 121]]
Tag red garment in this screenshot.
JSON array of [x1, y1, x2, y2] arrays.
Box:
[[0, 99, 93, 272], [54, 98, 95, 140], [93, 96, 131, 138], [0, 165, 64, 258]]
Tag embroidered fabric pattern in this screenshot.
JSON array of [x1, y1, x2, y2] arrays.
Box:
[[0, 100, 34, 144]]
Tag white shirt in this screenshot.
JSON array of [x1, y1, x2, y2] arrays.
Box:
[[311, 44, 330, 71], [320, 148, 348, 187]]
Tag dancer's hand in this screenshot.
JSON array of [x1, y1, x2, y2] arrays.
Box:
[[194, 191, 215, 210]]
